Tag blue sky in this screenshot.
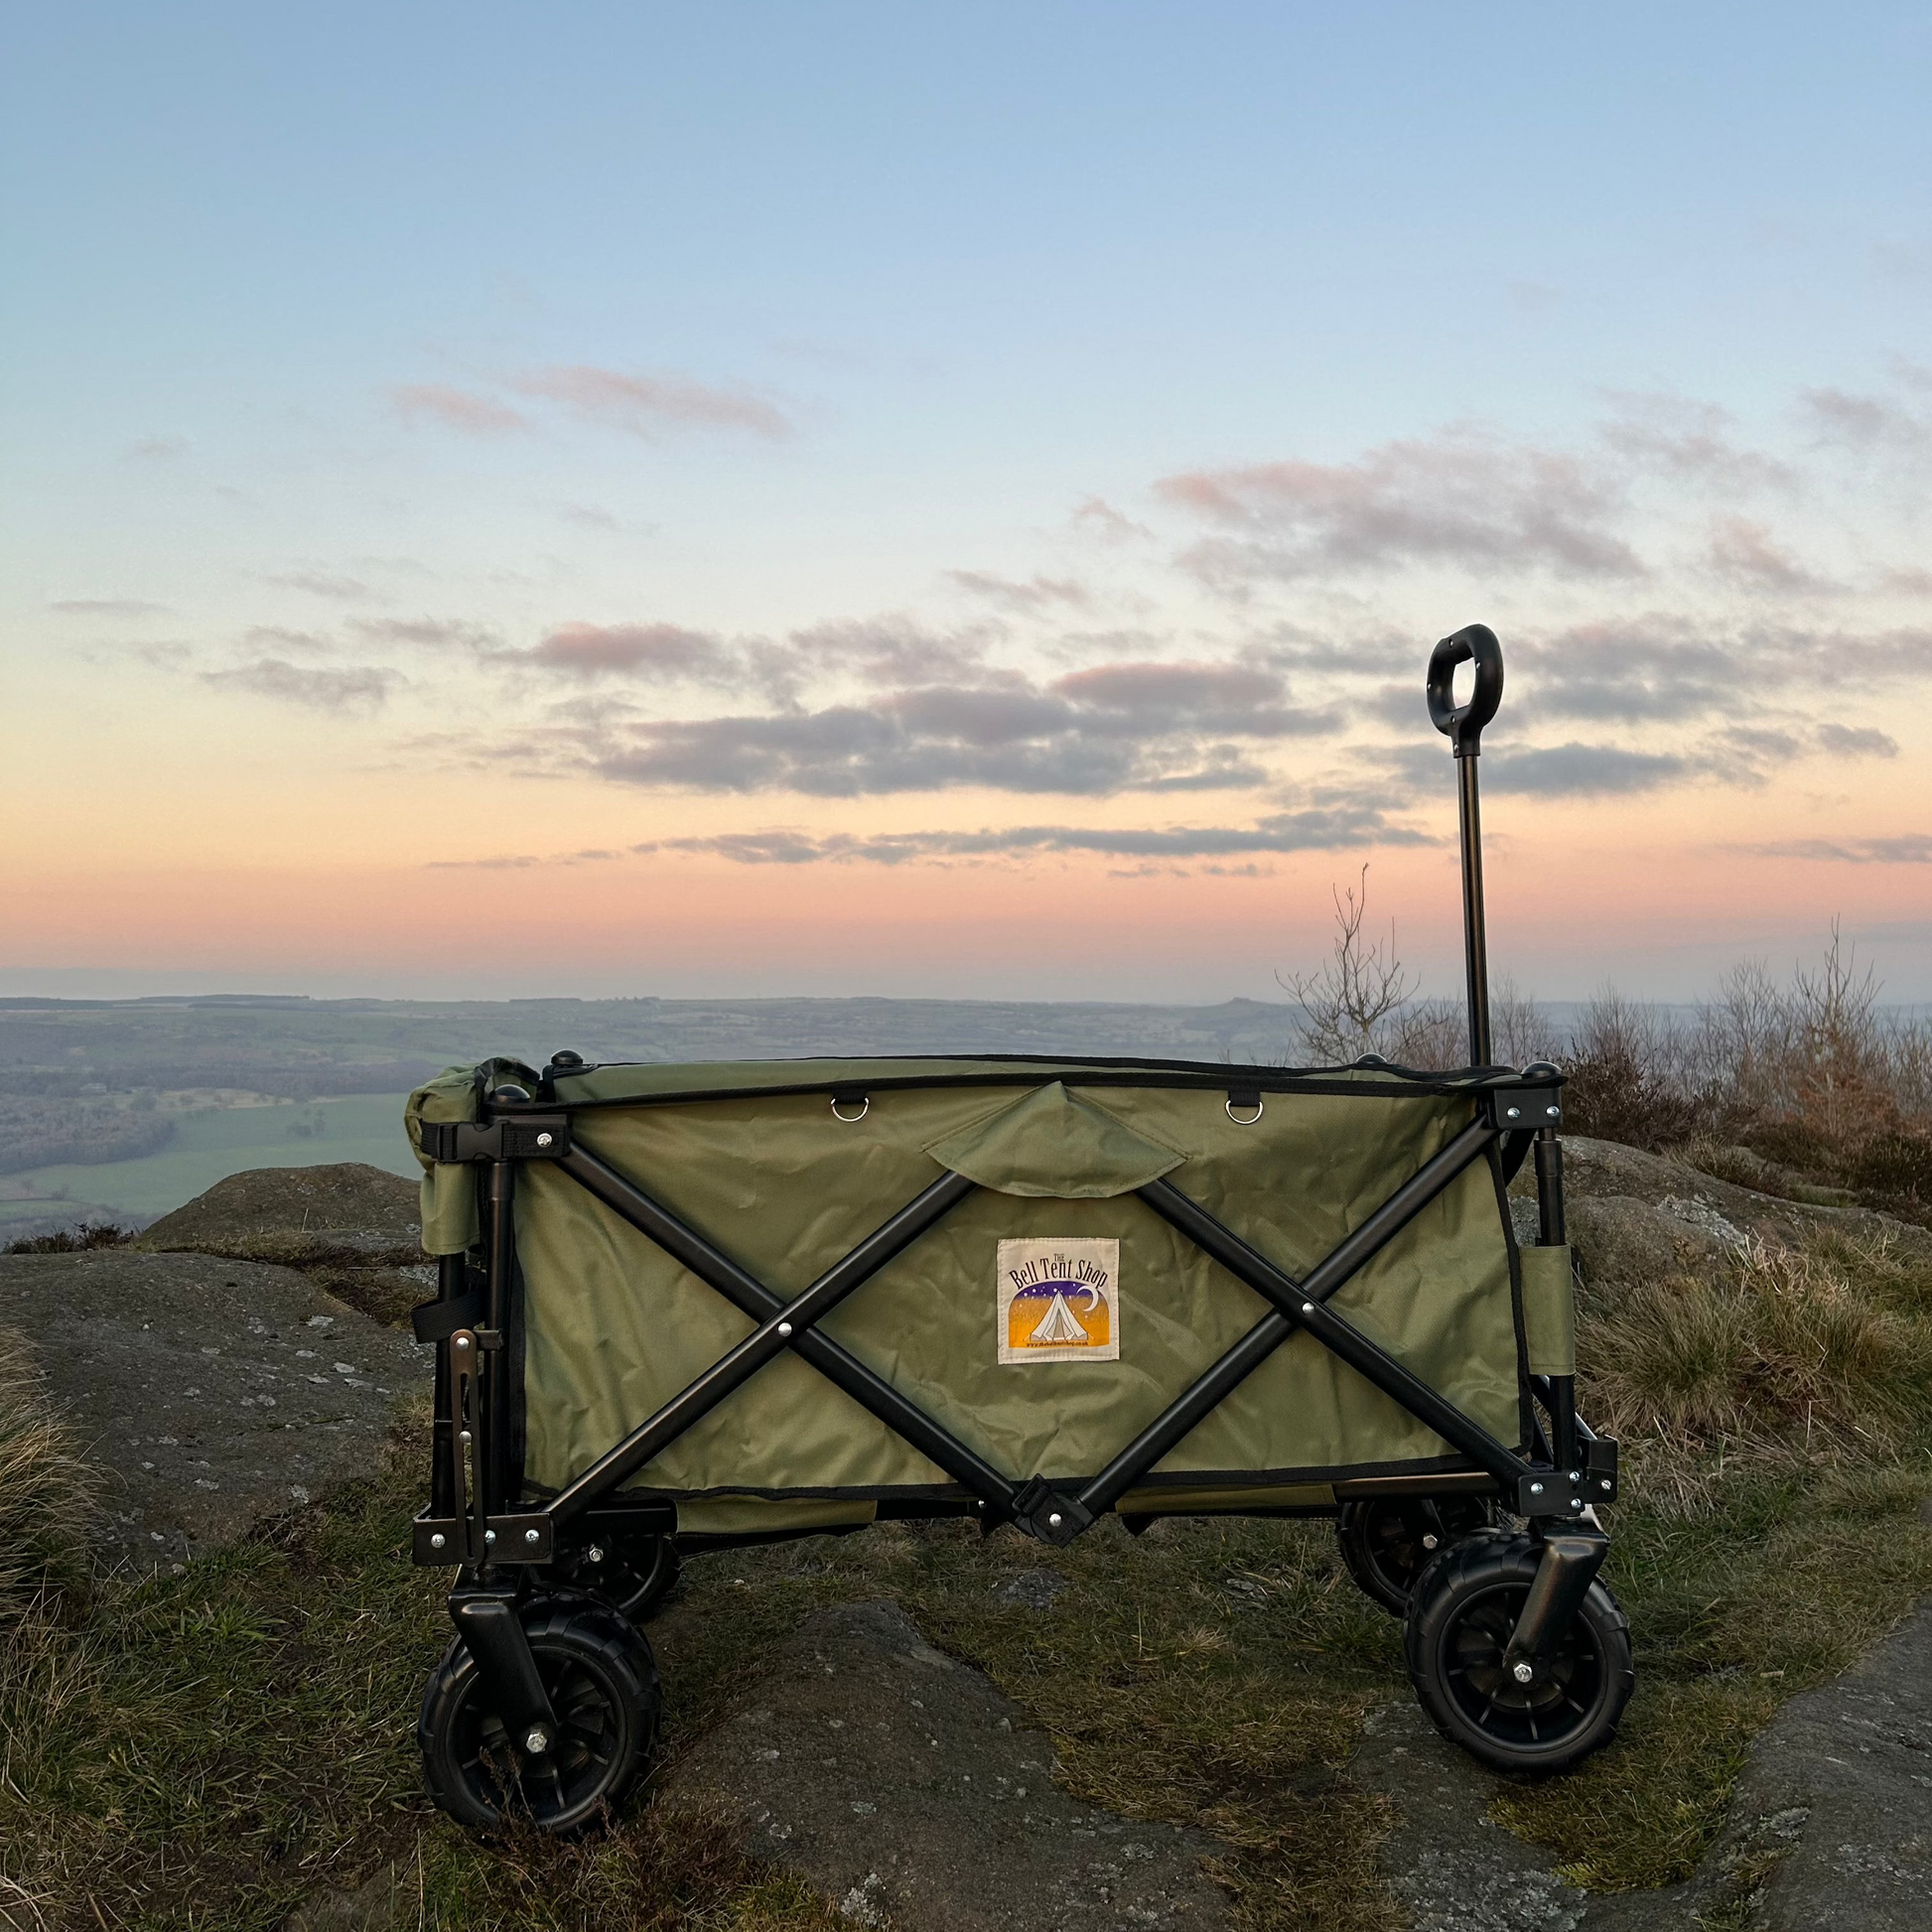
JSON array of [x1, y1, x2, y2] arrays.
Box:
[[5, 5, 1931, 1001]]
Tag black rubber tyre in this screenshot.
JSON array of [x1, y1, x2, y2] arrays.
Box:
[[418, 1596, 660, 1836], [1405, 1532, 1634, 1775], [1335, 1494, 1495, 1615], [549, 1532, 681, 1621]]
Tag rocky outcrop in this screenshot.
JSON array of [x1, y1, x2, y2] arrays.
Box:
[[139, 1162, 422, 1261], [659, 1598, 1234, 1930], [138, 1164, 430, 1329], [1510, 1137, 1932, 1308], [0, 1248, 425, 1571]]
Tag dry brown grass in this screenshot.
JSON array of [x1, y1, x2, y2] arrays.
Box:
[[0, 1327, 96, 1634], [1582, 1231, 1932, 1510]]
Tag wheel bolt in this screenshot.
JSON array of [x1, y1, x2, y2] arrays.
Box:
[[588, 1545, 605, 1564], [1422, 1534, 1439, 1551], [1512, 1661, 1534, 1685], [524, 1727, 549, 1753]]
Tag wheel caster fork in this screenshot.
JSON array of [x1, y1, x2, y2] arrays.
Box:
[[1504, 1527, 1609, 1684], [449, 1583, 558, 1752]]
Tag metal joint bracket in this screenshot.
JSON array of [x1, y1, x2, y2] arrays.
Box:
[[1585, 1436, 1619, 1503], [420, 1114, 571, 1163], [1516, 1470, 1590, 1516], [1488, 1087, 1563, 1133], [1013, 1475, 1095, 1546], [413, 1510, 554, 1566]]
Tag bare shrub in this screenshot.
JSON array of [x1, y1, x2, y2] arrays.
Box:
[[1561, 993, 1709, 1151], [1679, 924, 1932, 1213], [2, 1224, 136, 1257], [1278, 882, 1932, 1196], [1279, 868, 1503, 1069], [1278, 867, 1418, 1063]]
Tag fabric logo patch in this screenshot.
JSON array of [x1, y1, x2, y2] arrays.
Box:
[[997, 1237, 1120, 1364]]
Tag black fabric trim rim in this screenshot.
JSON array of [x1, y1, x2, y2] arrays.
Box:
[[550, 1054, 1558, 1113], [559, 1453, 1488, 1507]]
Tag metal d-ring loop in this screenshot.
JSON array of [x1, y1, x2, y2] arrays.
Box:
[[830, 1094, 870, 1123], [1226, 1096, 1264, 1125]]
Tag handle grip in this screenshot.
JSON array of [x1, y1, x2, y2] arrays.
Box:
[[1427, 623, 1504, 758]]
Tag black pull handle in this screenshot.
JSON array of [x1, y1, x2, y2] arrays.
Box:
[[1427, 622, 1504, 758]]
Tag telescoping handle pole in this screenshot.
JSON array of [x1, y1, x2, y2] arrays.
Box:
[[1427, 623, 1504, 1068]]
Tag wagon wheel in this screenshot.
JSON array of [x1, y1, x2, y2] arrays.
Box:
[[1335, 1495, 1495, 1614], [550, 1531, 682, 1621], [1404, 1532, 1633, 1775], [418, 1598, 660, 1836]]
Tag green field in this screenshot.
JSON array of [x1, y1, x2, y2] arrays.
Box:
[[0, 1094, 417, 1230]]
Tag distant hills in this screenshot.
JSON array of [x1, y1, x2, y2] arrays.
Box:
[[0, 993, 1317, 1101]]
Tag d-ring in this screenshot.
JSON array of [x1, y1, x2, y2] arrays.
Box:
[[830, 1094, 870, 1123], [1226, 1095, 1264, 1125]]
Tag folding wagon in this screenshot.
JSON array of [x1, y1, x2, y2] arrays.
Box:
[[406, 625, 1632, 1835]]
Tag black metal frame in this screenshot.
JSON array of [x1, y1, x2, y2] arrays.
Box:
[[414, 621, 1619, 1729]]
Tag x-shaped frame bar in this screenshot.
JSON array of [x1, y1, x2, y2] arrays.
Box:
[[533, 1109, 1557, 1547]]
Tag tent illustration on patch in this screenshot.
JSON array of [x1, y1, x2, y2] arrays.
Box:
[[997, 1238, 1121, 1362], [1028, 1292, 1093, 1345]]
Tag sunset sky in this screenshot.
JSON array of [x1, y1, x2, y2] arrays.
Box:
[[6, 5, 1931, 1004]]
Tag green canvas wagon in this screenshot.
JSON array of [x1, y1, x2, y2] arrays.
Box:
[[405, 625, 1632, 1835]]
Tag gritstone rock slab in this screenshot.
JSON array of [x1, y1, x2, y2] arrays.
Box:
[[660, 1597, 1234, 1930], [0, 1248, 426, 1569], [1356, 1591, 1932, 1931], [138, 1161, 423, 1262]]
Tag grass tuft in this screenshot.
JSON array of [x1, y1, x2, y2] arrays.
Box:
[[0, 1326, 97, 1635]]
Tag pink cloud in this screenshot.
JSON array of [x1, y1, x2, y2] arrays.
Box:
[[510, 365, 791, 439], [390, 384, 528, 435], [1157, 436, 1641, 582], [1706, 516, 1828, 594], [525, 621, 730, 678], [946, 570, 1090, 612]]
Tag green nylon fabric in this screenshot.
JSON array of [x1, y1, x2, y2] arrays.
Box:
[[1519, 1243, 1578, 1376], [406, 1066, 484, 1255], [923, 1082, 1184, 1196], [403, 1063, 1529, 1502]]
